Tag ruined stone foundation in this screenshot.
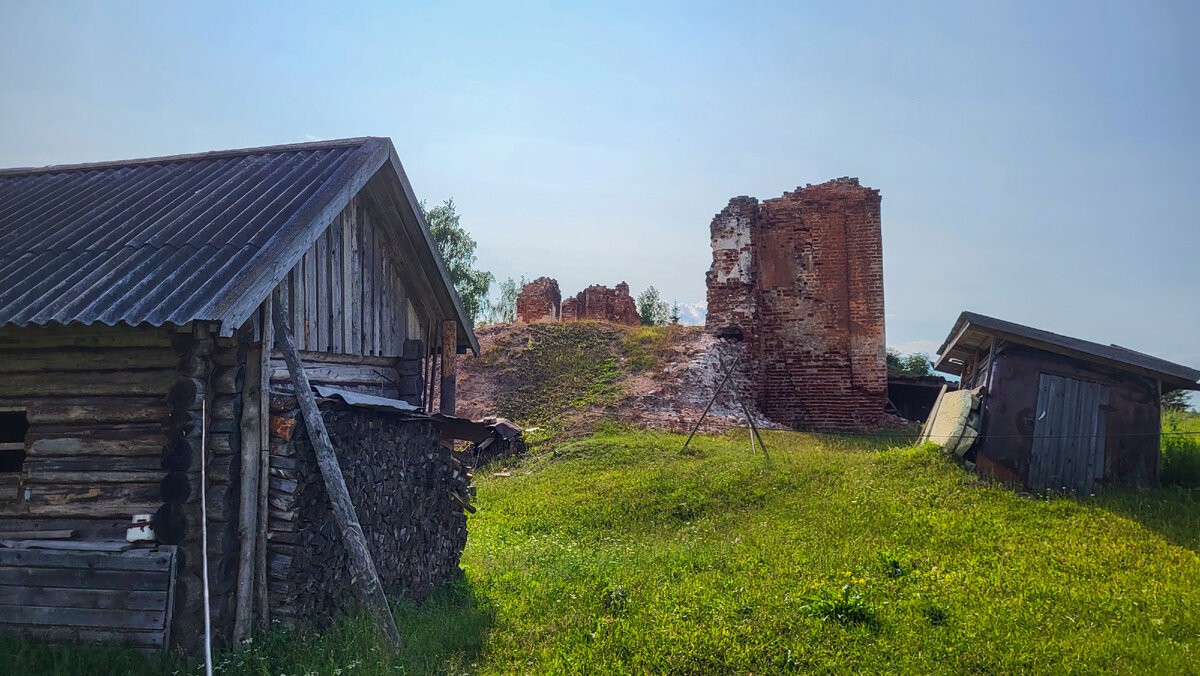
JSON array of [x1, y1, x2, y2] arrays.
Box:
[[706, 177, 887, 431]]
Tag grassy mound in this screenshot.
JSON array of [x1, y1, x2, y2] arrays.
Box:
[[463, 429, 1200, 673], [471, 322, 692, 438]]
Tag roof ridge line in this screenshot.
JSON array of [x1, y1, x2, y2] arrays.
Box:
[[0, 137, 385, 177]]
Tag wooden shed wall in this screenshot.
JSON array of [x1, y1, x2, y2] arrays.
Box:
[[975, 343, 1161, 488], [0, 325, 175, 535], [275, 195, 427, 359]]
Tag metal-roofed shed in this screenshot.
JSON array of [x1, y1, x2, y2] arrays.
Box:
[[932, 311, 1199, 493], [0, 138, 479, 653]]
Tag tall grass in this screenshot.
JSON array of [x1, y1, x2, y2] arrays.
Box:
[[5, 428, 1199, 674], [1162, 410, 1200, 488]]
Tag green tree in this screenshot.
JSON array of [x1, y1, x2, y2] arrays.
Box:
[[422, 198, 492, 326], [481, 275, 525, 325], [670, 302, 681, 325], [1163, 389, 1193, 413], [886, 348, 935, 377], [637, 286, 671, 326]]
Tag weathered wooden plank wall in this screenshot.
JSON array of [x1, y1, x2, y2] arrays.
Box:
[[0, 545, 176, 652], [280, 196, 421, 359]]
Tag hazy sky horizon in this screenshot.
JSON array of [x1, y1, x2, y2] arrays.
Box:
[[2, 1, 1197, 385]]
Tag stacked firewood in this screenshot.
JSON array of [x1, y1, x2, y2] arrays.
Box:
[[266, 401, 469, 626]]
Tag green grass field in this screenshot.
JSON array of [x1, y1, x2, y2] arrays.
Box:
[[7, 426, 1198, 675]]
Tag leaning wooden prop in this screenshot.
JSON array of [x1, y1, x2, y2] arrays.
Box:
[[270, 290, 404, 652]]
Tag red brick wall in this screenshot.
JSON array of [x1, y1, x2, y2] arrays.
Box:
[[516, 277, 561, 323], [705, 178, 886, 431], [569, 283, 640, 326], [515, 278, 640, 326]]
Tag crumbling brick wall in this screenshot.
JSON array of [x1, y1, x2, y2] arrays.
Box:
[[565, 282, 640, 326], [706, 178, 886, 431], [518, 279, 640, 326], [515, 277, 561, 323]]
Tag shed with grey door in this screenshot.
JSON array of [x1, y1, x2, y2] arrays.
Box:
[[932, 312, 1199, 492]]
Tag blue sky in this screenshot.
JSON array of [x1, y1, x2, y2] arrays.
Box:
[[2, 1, 1197, 382]]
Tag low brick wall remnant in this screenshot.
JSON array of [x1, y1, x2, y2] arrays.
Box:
[[516, 279, 640, 326]]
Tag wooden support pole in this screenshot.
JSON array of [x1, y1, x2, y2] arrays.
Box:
[[255, 298, 273, 629], [271, 290, 403, 653], [439, 319, 456, 415], [233, 317, 264, 643], [682, 357, 739, 452]]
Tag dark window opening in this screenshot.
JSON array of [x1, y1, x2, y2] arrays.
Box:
[[0, 410, 28, 474]]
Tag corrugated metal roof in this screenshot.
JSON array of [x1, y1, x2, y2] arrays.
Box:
[[0, 138, 390, 329], [934, 311, 1200, 390]]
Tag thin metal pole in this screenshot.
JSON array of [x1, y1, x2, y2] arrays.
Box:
[[736, 396, 770, 462], [201, 398, 213, 676]]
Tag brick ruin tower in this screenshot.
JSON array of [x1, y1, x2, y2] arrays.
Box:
[[705, 178, 886, 431]]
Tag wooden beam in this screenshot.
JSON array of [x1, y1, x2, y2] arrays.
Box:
[[233, 314, 265, 643], [439, 320, 456, 415], [270, 290, 402, 653], [255, 298, 272, 629]]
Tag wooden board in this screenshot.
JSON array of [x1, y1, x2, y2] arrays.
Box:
[[1029, 373, 1110, 493], [0, 544, 175, 650]]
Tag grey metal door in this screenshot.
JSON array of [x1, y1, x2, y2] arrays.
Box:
[[1028, 373, 1109, 493]]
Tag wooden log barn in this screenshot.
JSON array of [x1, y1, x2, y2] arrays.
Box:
[[932, 311, 1200, 493], [0, 137, 483, 653]]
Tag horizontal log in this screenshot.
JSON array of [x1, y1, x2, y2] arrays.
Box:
[[0, 604, 167, 631], [27, 433, 164, 458], [178, 355, 212, 379], [208, 433, 237, 455], [270, 352, 396, 367], [22, 399, 170, 425], [0, 348, 178, 373], [0, 548, 170, 572], [269, 363, 399, 386], [211, 348, 241, 367], [21, 496, 161, 519], [25, 456, 163, 474], [22, 469, 163, 485], [0, 518, 131, 540], [0, 585, 168, 611], [212, 366, 245, 396], [0, 567, 168, 591], [0, 369, 175, 396], [0, 326, 173, 350], [0, 529, 74, 540], [0, 624, 165, 650]]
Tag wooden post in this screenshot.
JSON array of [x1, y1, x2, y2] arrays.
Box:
[[233, 316, 264, 643], [918, 384, 949, 445], [255, 298, 273, 628], [439, 320, 456, 415], [271, 290, 403, 653]]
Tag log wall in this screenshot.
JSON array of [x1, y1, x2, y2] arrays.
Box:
[[0, 325, 177, 535], [265, 402, 469, 627]]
